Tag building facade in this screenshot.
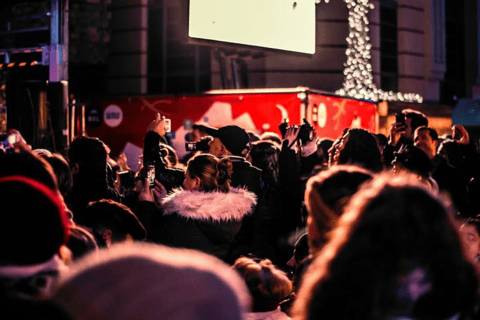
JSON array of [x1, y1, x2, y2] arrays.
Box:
[[66, 0, 480, 106]]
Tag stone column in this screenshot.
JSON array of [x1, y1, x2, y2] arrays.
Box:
[[107, 0, 148, 95], [397, 0, 426, 96], [472, 0, 480, 98], [423, 0, 446, 101]]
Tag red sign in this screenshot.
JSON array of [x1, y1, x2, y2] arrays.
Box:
[[86, 90, 377, 169]]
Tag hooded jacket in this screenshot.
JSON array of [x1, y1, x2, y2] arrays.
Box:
[[136, 187, 256, 261], [229, 156, 263, 198]]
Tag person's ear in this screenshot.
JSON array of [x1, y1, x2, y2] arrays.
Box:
[[102, 229, 113, 247], [433, 139, 439, 150], [220, 143, 231, 156], [193, 176, 202, 190]]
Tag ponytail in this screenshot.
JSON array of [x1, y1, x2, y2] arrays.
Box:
[[187, 154, 233, 192], [216, 158, 233, 193]]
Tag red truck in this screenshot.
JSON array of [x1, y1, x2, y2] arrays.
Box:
[[85, 87, 377, 170]]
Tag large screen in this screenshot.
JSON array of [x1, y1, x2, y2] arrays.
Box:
[[188, 0, 316, 55]]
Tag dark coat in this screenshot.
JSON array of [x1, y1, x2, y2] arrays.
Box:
[[229, 156, 263, 197], [432, 155, 468, 213], [69, 174, 121, 221], [143, 131, 185, 192], [136, 187, 256, 261]]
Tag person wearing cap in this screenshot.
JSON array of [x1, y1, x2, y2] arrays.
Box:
[[0, 176, 70, 299], [77, 199, 146, 248], [203, 124, 262, 197]]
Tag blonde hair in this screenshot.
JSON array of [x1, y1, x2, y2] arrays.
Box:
[[233, 256, 292, 310], [187, 154, 233, 192]]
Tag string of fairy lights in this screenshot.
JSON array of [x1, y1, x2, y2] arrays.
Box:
[[316, 0, 423, 103]]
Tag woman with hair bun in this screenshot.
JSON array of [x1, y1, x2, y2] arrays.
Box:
[[139, 154, 257, 261]]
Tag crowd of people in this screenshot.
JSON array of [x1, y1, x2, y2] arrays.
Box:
[[1, 108, 480, 320]]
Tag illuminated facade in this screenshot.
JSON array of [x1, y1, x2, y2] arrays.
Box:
[[105, 0, 478, 105]]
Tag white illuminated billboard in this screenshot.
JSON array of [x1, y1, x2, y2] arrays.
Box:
[[189, 0, 316, 55]]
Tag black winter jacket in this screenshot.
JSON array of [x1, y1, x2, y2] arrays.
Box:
[[136, 187, 257, 261], [229, 156, 263, 197]]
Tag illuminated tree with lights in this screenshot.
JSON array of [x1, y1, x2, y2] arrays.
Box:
[[318, 0, 423, 102]]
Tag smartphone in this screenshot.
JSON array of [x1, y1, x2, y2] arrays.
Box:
[[146, 165, 156, 188], [279, 119, 289, 138], [395, 112, 405, 126], [1, 133, 17, 148], [185, 142, 196, 152], [118, 171, 130, 187], [164, 119, 171, 133], [7, 133, 17, 145]]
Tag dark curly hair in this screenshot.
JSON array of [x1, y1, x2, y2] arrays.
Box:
[[68, 136, 109, 177], [248, 141, 280, 189], [294, 173, 478, 320], [336, 129, 383, 172]]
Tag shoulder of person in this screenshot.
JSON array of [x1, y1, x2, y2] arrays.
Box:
[[228, 156, 262, 173]]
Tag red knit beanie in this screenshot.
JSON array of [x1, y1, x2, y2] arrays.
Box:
[[0, 176, 69, 265]]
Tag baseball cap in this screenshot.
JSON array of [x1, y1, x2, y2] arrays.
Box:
[[204, 125, 250, 156]]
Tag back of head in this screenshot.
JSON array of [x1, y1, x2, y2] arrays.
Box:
[[66, 225, 98, 261], [41, 153, 73, 199], [338, 129, 383, 172], [0, 151, 57, 191], [260, 132, 282, 146], [248, 141, 280, 187], [403, 109, 428, 133], [52, 243, 250, 320], [68, 137, 108, 176], [317, 138, 334, 156], [374, 133, 388, 148], [295, 173, 477, 320], [78, 199, 146, 243], [439, 139, 464, 169], [0, 176, 69, 266], [305, 165, 373, 253], [233, 256, 292, 312], [394, 145, 433, 178], [187, 154, 233, 192]]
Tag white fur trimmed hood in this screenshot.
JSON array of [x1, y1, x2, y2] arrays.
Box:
[[161, 187, 257, 222]]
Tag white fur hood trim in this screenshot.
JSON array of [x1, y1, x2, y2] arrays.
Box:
[[161, 187, 257, 222]]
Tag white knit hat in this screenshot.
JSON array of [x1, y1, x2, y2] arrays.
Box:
[[52, 243, 251, 320]]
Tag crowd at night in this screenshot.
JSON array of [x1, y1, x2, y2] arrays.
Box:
[[1, 109, 480, 320], [1, 0, 480, 319]]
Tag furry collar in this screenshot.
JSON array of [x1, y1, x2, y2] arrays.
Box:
[[161, 187, 257, 222]]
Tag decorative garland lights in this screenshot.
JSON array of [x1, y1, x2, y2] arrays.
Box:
[[316, 0, 423, 103]]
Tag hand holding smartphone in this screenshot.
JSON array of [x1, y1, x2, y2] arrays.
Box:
[[395, 112, 405, 127], [164, 119, 171, 133], [146, 164, 156, 188]]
